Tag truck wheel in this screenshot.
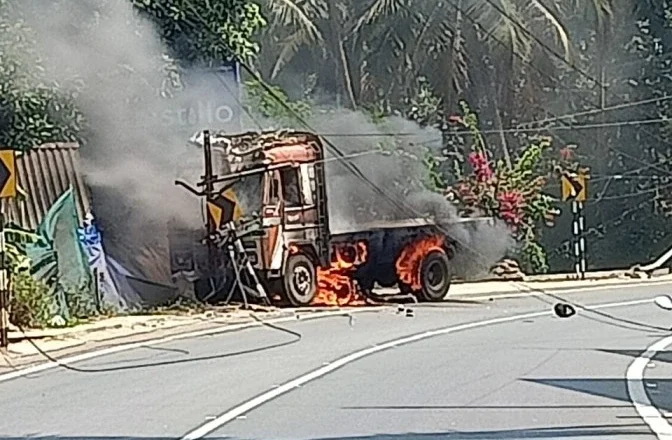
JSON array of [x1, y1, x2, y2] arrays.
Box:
[[418, 250, 452, 302], [283, 254, 317, 306]]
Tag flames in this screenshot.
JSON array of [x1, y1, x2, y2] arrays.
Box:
[[395, 235, 446, 291], [313, 241, 368, 307], [282, 235, 447, 307]]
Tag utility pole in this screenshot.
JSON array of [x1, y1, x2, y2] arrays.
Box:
[[571, 201, 587, 280], [596, 27, 608, 216], [201, 130, 218, 276], [0, 209, 7, 350]]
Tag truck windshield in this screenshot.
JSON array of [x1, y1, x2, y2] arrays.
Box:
[[225, 174, 263, 218]]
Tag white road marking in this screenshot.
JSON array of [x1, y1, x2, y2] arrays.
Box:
[[627, 334, 672, 439], [0, 310, 354, 384], [181, 297, 653, 440], [466, 278, 672, 302]]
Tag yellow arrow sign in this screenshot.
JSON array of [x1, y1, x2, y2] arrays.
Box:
[[206, 191, 243, 230], [206, 200, 224, 230], [561, 172, 587, 202], [0, 150, 17, 199], [222, 189, 244, 221]]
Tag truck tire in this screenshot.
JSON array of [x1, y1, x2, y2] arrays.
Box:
[[417, 250, 452, 302], [283, 253, 317, 306]]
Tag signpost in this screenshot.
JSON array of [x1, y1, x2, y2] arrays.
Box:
[[561, 170, 588, 280], [206, 191, 243, 231], [0, 149, 16, 350], [161, 62, 243, 132]]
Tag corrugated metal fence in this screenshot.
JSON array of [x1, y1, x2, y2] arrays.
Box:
[[4, 143, 90, 229]]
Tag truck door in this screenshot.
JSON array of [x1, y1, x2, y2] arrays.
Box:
[[279, 165, 315, 227], [261, 170, 283, 270]]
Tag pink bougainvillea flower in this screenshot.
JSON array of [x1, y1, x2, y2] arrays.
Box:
[[447, 115, 464, 125], [497, 190, 526, 229], [559, 146, 575, 160], [468, 152, 494, 182]]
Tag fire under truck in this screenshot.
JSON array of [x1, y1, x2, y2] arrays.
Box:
[[172, 129, 486, 307]]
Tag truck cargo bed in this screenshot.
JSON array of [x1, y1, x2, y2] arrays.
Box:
[[329, 217, 493, 237]]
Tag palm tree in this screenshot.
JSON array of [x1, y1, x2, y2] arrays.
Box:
[[256, 0, 614, 139]]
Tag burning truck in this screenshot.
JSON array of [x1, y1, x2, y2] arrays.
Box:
[[171, 129, 489, 307]]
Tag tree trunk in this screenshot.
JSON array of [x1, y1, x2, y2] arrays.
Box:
[[327, 0, 357, 109]]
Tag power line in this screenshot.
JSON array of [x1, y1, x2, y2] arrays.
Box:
[[292, 117, 669, 137], [443, 0, 672, 181], [550, 192, 664, 258], [521, 95, 672, 126], [247, 0, 672, 186], [171, 0, 671, 334], [589, 182, 672, 203]]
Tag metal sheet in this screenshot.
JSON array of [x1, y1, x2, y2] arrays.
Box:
[[3, 143, 91, 229]]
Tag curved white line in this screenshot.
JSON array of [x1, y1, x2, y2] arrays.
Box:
[[627, 335, 672, 439], [181, 298, 653, 440]]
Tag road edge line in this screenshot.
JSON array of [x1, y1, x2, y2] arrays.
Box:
[[627, 334, 672, 439], [464, 278, 672, 301]]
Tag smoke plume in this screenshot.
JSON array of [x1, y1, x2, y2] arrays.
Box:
[[12, 0, 247, 281], [12, 0, 512, 281], [298, 109, 514, 278]]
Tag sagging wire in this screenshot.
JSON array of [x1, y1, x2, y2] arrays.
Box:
[[172, 0, 672, 334], [9, 314, 303, 374]]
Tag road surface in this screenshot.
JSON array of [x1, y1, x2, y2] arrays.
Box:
[[2, 283, 672, 439]]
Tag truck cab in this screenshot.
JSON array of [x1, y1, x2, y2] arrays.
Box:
[[172, 130, 332, 305]]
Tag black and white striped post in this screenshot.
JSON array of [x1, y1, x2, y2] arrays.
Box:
[[562, 169, 588, 281], [571, 201, 586, 280]]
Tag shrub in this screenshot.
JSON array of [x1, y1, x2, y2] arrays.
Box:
[[448, 102, 560, 273], [9, 272, 56, 328]]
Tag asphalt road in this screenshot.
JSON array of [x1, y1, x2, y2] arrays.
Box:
[[2, 283, 672, 440]]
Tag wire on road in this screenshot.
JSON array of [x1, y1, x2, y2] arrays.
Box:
[[12, 314, 304, 374]]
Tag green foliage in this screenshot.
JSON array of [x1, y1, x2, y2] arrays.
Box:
[[4, 223, 100, 327], [9, 272, 55, 328], [244, 79, 312, 124], [0, 2, 84, 150], [448, 103, 558, 273], [4, 227, 43, 274], [3, 227, 56, 328], [63, 279, 99, 320], [402, 78, 445, 129], [132, 0, 266, 64]]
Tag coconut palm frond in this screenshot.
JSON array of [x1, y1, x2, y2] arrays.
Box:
[[352, 0, 406, 34], [530, 0, 570, 61], [270, 29, 313, 78], [267, 0, 325, 42]]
